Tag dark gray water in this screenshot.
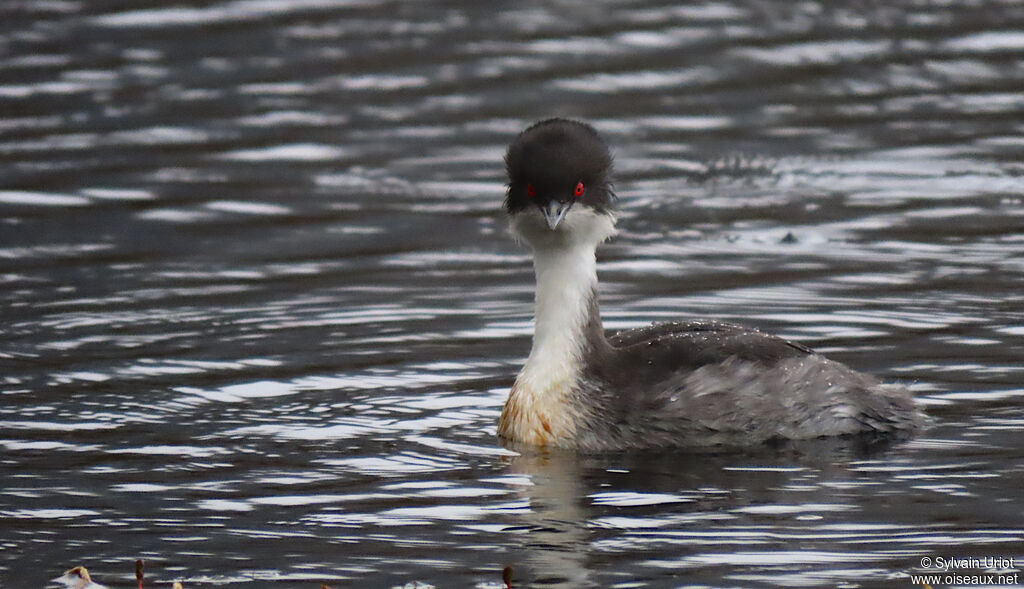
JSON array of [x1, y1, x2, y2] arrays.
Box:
[[2, 1, 1024, 587]]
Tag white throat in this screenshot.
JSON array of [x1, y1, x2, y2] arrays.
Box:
[[512, 207, 616, 386]]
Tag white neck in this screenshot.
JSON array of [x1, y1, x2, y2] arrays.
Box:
[[531, 246, 595, 368], [499, 207, 616, 446], [514, 207, 616, 391]]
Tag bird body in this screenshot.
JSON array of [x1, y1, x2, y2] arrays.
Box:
[[498, 118, 921, 451]]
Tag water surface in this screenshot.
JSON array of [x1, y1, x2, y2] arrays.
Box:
[[2, 1, 1023, 587]]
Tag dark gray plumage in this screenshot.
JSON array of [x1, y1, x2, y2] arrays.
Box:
[[575, 318, 921, 450]]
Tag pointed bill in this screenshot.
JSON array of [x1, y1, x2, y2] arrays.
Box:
[[542, 200, 571, 230]]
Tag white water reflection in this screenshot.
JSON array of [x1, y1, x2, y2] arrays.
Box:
[[218, 144, 347, 162], [92, 0, 370, 28], [0, 190, 89, 206]]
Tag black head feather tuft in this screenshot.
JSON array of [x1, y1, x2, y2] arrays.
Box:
[[504, 118, 615, 215]]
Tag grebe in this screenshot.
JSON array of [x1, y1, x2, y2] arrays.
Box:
[[53, 566, 108, 589], [497, 118, 922, 451]]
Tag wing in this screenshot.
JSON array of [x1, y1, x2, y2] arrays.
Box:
[[607, 319, 814, 368]]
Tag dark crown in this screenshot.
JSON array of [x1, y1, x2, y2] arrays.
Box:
[[504, 118, 615, 214]]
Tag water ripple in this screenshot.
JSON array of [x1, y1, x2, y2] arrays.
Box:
[[3, 0, 1024, 587]]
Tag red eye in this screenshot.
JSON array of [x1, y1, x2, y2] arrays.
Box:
[[526, 184, 535, 198], [574, 181, 585, 198]]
